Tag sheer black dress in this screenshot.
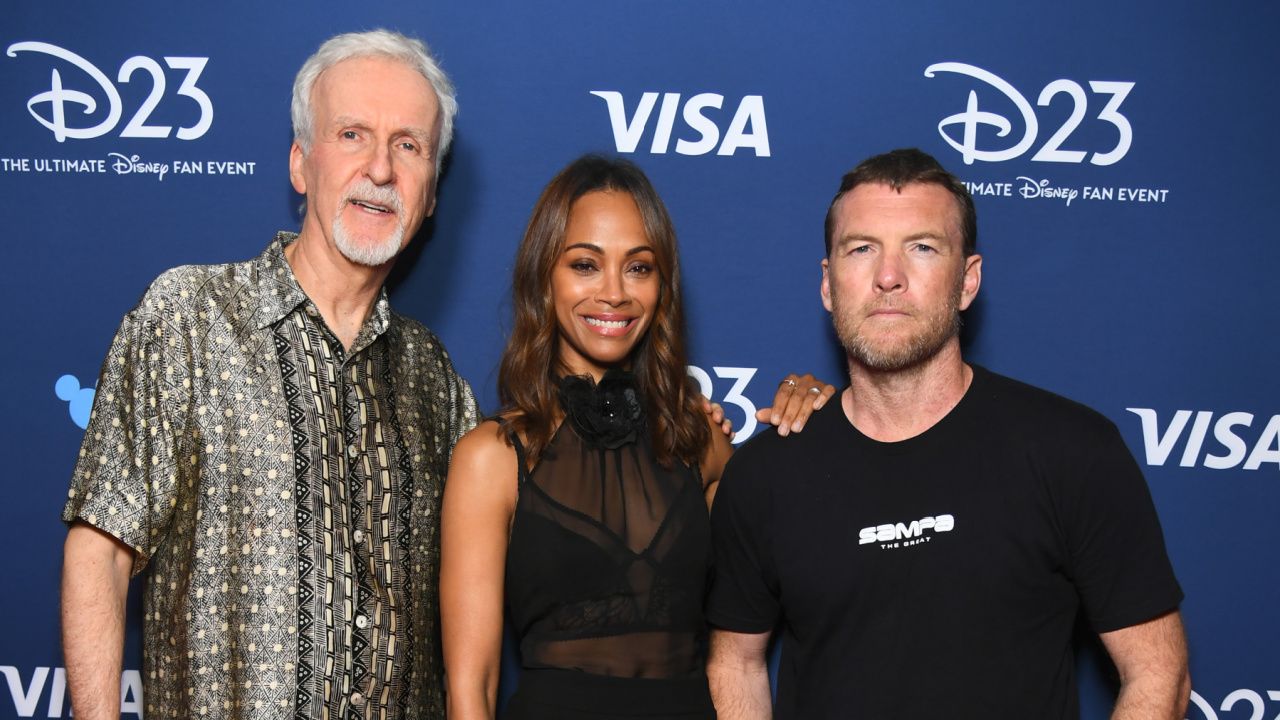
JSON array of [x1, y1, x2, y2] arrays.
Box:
[[502, 374, 715, 719]]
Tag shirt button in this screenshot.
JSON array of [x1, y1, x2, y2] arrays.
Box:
[[355, 614, 369, 629], [352, 529, 365, 543], [347, 444, 359, 458], [350, 692, 365, 708]]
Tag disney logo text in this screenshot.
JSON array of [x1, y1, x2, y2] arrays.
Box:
[[108, 153, 168, 181], [1016, 177, 1078, 205]]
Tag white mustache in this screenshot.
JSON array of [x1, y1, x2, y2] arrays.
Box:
[[343, 180, 403, 214]]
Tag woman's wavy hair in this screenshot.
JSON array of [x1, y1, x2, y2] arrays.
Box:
[[498, 154, 708, 468]]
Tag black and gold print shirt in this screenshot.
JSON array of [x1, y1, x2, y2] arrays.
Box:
[[64, 232, 477, 720]]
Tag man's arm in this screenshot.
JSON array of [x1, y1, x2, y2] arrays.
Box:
[[707, 629, 773, 720], [1100, 610, 1191, 720], [62, 522, 135, 720]]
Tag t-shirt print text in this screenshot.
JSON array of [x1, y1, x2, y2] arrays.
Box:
[[857, 514, 956, 550]]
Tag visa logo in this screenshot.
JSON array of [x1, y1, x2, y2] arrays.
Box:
[[0, 665, 143, 718], [590, 91, 770, 156], [1126, 409, 1280, 470]]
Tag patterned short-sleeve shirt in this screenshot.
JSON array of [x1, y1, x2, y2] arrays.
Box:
[[64, 233, 478, 720]]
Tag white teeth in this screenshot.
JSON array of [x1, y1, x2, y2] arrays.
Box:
[[584, 317, 629, 329]]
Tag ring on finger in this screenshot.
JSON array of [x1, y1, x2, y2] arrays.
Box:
[[782, 378, 797, 387], [808, 386, 823, 394]]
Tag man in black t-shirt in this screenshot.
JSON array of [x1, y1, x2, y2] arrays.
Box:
[[705, 149, 1189, 719]]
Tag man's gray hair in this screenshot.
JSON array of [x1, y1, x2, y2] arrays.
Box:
[[291, 29, 458, 172]]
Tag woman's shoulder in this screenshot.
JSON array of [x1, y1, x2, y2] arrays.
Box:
[[456, 416, 516, 451], [453, 411, 555, 473], [445, 419, 524, 514], [452, 419, 519, 475]]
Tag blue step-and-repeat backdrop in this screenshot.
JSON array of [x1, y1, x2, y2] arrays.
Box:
[[2, 1, 1276, 717]]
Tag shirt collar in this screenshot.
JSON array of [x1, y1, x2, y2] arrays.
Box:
[[251, 232, 394, 342]]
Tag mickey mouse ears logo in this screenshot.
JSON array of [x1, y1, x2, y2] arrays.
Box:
[[55, 374, 95, 429]]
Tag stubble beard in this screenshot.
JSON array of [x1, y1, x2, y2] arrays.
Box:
[[332, 180, 406, 267], [832, 271, 965, 373]]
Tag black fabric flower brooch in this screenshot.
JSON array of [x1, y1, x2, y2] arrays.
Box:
[[557, 369, 645, 449]]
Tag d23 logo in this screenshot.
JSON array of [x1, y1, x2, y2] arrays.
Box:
[[688, 365, 758, 443], [923, 62, 1134, 166], [1188, 688, 1280, 720], [6, 41, 213, 142]]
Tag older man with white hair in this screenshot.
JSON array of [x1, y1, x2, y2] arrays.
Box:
[[60, 30, 476, 720]]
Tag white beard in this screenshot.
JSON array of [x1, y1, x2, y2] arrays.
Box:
[[333, 180, 406, 267]]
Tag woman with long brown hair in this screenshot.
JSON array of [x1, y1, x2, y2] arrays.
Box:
[[440, 155, 828, 719]]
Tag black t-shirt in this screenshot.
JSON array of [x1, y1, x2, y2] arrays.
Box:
[[707, 365, 1182, 720]]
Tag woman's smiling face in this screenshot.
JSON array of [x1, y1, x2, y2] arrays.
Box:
[[551, 190, 660, 381]]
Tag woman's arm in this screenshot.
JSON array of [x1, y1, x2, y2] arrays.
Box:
[[700, 413, 735, 508], [756, 373, 836, 436], [441, 421, 520, 720], [699, 372, 832, 507]]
